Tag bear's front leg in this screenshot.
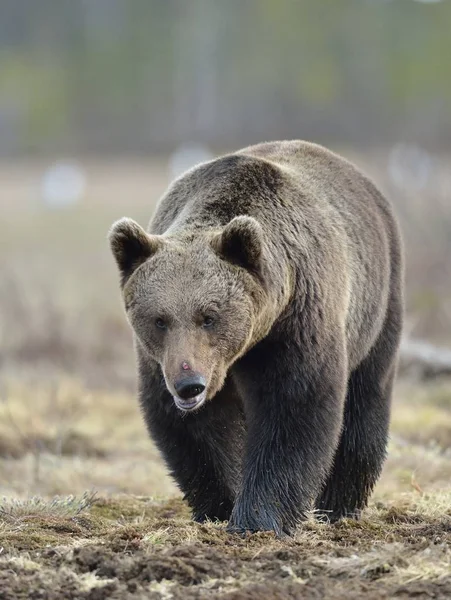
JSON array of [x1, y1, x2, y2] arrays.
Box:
[[138, 355, 245, 523], [228, 336, 347, 536]]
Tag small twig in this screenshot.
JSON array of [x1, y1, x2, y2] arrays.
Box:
[[410, 473, 424, 495]]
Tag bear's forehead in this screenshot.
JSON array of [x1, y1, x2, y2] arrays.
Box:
[[133, 250, 230, 300], [150, 246, 224, 281], [131, 273, 230, 318]]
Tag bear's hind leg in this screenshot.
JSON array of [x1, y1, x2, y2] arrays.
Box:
[[188, 389, 245, 523], [315, 307, 402, 522], [139, 363, 245, 523]]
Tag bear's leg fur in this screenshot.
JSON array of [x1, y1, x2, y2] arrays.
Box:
[[228, 334, 347, 536], [139, 358, 245, 522], [315, 296, 403, 522]]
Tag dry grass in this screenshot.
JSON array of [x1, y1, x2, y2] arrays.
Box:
[[1, 157, 451, 598], [0, 380, 177, 498]]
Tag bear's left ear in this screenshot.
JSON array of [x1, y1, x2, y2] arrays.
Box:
[[108, 217, 164, 286], [212, 216, 263, 273]]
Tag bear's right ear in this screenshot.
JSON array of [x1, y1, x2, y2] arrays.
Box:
[[108, 218, 163, 286]]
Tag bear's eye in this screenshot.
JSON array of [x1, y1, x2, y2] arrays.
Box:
[[155, 317, 168, 330], [202, 315, 215, 329]]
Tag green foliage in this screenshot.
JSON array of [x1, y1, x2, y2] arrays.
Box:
[[0, 0, 450, 152]]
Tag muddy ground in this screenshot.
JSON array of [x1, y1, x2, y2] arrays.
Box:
[[1, 494, 451, 599]]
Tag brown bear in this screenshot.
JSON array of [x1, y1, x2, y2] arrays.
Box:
[[109, 141, 404, 535]]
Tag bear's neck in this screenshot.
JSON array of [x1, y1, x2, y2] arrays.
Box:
[[249, 258, 295, 349]]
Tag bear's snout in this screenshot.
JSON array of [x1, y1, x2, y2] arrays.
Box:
[[172, 374, 207, 411], [175, 375, 206, 400]]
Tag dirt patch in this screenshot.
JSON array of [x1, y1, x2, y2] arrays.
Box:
[[1, 496, 451, 599], [2, 541, 451, 600]]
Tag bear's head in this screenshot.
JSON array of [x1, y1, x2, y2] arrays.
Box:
[[109, 216, 271, 412]]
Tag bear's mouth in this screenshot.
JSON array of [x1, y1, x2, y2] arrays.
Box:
[[173, 390, 207, 412]]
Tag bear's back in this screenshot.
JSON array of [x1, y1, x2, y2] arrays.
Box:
[[152, 141, 395, 240], [238, 141, 402, 368]]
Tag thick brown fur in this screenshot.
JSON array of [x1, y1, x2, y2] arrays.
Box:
[[109, 141, 404, 535]]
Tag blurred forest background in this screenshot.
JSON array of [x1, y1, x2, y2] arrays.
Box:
[[1, 0, 451, 498], [1, 0, 451, 154]]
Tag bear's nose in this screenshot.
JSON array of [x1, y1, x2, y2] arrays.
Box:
[[174, 375, 206, 400]]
